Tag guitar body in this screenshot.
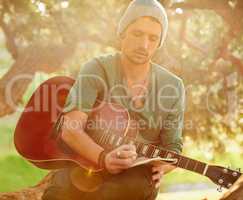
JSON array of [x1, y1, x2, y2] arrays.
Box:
[[15, 76, 76, 168], [14, 76, 140, 191]]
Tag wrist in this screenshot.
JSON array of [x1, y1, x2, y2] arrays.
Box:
[[98, 149, 108, 170]]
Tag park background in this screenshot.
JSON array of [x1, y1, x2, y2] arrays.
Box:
[[0, 0, 242, 199]]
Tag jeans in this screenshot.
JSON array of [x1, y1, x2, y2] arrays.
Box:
[[42, 165, 159, 200]]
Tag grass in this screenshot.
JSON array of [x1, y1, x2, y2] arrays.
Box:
[[0, 113, 48, 192], [0, 120, 16, 154], [158, 189, 224, 200], [0, 155, 48, 192]]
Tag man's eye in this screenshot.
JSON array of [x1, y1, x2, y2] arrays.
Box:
[[150, 36, 159, 42], [133, 32, 142, 37]]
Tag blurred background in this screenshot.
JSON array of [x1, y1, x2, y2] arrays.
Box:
[[0, 0, 242, 199]]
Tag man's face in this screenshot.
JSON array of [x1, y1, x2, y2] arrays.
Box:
[[120, 17, 162, 65]]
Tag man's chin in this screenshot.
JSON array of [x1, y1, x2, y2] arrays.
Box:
[[128, 56, 149, 65]]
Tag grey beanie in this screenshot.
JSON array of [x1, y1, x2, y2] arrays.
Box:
[[117, 0, 168, 49]]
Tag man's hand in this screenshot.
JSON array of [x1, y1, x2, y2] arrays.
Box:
[[104, 144, 137, 174], [151, 162, 176, 188]]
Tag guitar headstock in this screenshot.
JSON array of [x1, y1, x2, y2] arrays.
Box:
[[206, 165, 242, 189]]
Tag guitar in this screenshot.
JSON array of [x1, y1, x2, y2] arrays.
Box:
[[14, 76, 241, 191]]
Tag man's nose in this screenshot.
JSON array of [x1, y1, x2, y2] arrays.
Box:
[[139, 36, 149, 50]]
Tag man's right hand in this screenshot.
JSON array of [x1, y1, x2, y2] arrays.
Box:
[[104, 144, 137, 174]]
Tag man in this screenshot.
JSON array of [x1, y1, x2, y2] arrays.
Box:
[[42, 0, 185, 199]]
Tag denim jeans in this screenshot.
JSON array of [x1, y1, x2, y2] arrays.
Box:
[[42, 165, 159, 200]]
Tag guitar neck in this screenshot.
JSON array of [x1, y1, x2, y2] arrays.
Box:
[[135, 141, 208, 176], [97, 132, 209, 176]]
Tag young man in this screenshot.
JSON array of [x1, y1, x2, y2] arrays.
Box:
[[42, 0, 185, 199]]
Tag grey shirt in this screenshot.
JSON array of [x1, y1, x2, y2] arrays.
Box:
[[63, 52, 185, 153]]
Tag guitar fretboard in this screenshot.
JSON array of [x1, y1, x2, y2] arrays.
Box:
[[97, 132, 208, 176]]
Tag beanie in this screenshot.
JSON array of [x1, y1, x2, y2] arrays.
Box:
[[117, 0, 168, 48]]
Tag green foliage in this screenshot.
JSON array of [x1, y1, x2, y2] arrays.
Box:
[[165, 7, 243, 153], [0, 155, 48, 192], [158, 190, 222, 200]]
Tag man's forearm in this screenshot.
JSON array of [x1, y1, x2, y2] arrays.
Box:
[[61, 129, 104, 165], [61, 110, 104, 165]]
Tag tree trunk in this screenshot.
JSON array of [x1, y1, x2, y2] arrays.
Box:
[[0, 43, 74, 118], [219, 175, 243, 200]]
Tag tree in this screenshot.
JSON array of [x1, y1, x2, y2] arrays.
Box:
[[220, 175, 243, 200]]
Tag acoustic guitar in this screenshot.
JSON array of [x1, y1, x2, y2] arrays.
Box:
[[14, 76, 241, 191]]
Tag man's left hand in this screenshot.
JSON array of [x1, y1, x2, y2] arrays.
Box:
[[151, 163, 176, 188]]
